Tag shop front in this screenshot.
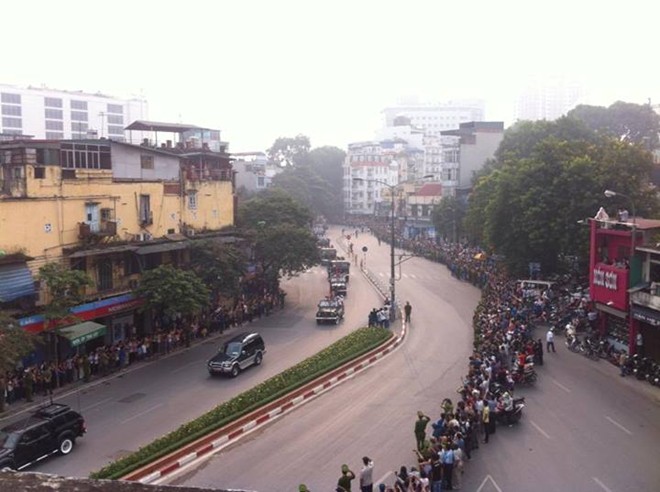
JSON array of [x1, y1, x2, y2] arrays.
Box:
[[631, 306, 660, 361], [595, 302, 629, 352]]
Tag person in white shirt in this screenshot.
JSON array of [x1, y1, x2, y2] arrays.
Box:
[[359, 456, 374, 492], [546, 328, 556, 353]]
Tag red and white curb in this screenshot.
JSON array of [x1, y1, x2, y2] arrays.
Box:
[[124, 321, 408, 484]]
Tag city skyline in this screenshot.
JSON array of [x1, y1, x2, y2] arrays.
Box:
[[3, 0, 658, 152]]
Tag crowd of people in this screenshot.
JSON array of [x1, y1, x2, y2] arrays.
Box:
[[2, 287, 287, 408]]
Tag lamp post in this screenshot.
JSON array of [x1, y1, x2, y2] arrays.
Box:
[[353, 175, 432, 312]]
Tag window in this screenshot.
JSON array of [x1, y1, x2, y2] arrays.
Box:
[[71, 111, 87, 121], [107, 114, 123, 125], [36, 148, 60, 164], [34, 167, 45, 179], [2, 105, 21, 116], [101, 208, 113, 221], [46, 132, 64, 140], [71, 122, 88, 132], [1, 129, 22, 135], [2, 117, 21, 128], [70, 100, 87, 110], [45, 108, 63, 119], [46, 120, 63, 131], [13, 167, 23, 178], [210, 130, 220, 140], [140, 155, 154, 169], [1, 93, 20, 104], [139, 194, 151, 224], [123, 253, 140, 275], [44, 97, 62, 108], [97, 259, 113, 291], [60, 143, 110, 169], [107, 125, 124, 135], [107, 104, 123, 114], [257, 176, 265, 187], [188, 191, 198, 210]]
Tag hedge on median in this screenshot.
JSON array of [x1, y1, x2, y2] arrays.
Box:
[[90, 326, 393, 480]]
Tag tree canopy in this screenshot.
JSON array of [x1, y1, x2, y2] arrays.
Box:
[[568, 101, 660, 149], [431, 195, 466, 242], [39, 262, 92, 325], [237, 188, 313, 229], [267, 135, 311, 167], [0, 311, 34, 373], [189, 241, 246, 301], [465, 116, 657, 274], [135, 265, 210, 319]]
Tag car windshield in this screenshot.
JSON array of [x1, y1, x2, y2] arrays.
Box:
[[0, 431, 19, 449], [224, 341, 243, 357]]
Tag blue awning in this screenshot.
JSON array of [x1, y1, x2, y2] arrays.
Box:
[[0, 263, 36, 302]]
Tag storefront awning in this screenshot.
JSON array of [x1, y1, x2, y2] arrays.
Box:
[[58, 321, 107, 347], [136, 242, 190, 255], [631, 305, 660, 327], [0, 263, 36, 302], [595, 302, 628, 319]]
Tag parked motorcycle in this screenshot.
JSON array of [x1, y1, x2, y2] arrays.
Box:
[[495, 396, 526, 426]]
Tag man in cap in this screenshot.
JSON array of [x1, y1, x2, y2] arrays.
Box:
[[338, 464, 356, 491], [415, 411, 431, 451]]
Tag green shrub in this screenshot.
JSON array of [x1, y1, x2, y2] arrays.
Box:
[[91, 326, 392, 479]]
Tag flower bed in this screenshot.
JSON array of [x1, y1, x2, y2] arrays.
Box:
[[91, 326, 393, 480]]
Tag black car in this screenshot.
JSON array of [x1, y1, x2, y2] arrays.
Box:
[[207, 332, 266, 377], [0, 403, 86, 470]]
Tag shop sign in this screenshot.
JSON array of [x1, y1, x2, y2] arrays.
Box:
[[632, 307, 660, 327], [593, 267, 618, 290]]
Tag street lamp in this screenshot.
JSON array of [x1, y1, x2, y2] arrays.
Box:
[[353, 175, 433, 312]]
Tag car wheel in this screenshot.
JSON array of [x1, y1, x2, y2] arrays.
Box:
[[231, 364, 240, 377], [254, 352, 263, 366], [0, 461, 16, 471], [59, 436, 75, 455]]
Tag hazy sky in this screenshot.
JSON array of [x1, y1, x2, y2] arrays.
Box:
[[3, 0, 659, 151]]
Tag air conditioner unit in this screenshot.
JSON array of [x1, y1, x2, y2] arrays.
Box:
[[186, 227, 195, 237], [137, 233, 153, 242]]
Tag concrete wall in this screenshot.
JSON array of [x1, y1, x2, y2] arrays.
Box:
[[111, 143, 181, 181], [458, 131, 503, 190]]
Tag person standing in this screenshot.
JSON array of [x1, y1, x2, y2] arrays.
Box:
[[441, 443, 455, 490], [636, 332, 644, 356], [546, 328, 556, 353], [482, 403, 490, 444], [404, 302, 412, 323], [415, 411, 431, 451], [23, 368, 34, 403], [359, 456, 374, 492], [338, 464, 356, 492]]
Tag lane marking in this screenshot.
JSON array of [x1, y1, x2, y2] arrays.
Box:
[[402, 273, 409, 278], [378, 272, 385, 277], [410, 274, 417, 279], [592, 477, 614, 492], [375, 470, 392, 486], [121, 403, 164, 424], [530, 420, 551, 439], [82, 397, 113, 412], [551, 378, 572, 393], [476, 474, 503, 492], [605, 416, 633, 435]]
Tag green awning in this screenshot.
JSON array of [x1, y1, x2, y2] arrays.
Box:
[[58, 321, 107, 347]]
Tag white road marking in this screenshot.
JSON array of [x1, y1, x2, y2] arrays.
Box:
[[410, 274, 417, 279], [82, 397, 113, 412], [592, 477, 614, 492], [476, 474, 504, 492], [402, 273, 409, 278], [551, 378, 572, 393], [378, 272, 385, 277], [530, 420, 551, 439], [605, 416, 633, 435], [375, 470, 392, 486], [121, 403, 164, 424]]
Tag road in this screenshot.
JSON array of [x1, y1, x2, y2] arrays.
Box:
[[6, 239, 382, 478], [171, 227, 660, 492]]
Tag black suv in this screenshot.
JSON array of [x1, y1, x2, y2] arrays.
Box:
[[207, 332, 266, 377], [0, 403, 86, 470]]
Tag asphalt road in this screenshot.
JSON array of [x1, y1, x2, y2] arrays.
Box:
[[6, 238, 382, 478], [170, 228, 660, 492]]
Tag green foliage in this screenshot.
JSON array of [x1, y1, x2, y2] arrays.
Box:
[[189, 241, 246, 300], [466, 117, 657, 275], [39, 262, 92, 323], [90, 327, 393, 480], [431, 196, 466, 242], [0, 311, 34, 373], [568, 101, 660, 149], [237, 188, 313, 230], [267, 135, 311, 167], [135, 265, 210, 318], [255, 223, 320, 278]]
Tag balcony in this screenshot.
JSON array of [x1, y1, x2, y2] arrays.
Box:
[[631, 287, 660, 311], [79, 220, 118, 239]]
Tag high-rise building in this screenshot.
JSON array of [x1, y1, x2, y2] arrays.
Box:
[[0, 83, 148, 141], [514, 78, 586, 121]]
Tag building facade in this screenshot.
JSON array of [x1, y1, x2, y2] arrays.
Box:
[[382, 99, 485, 135], [440, 121, 504, 196], [514, 78, 586, 121], [0, 131, 234, 350], [0, 83, 148, 141], [232, 151, 282, 195]]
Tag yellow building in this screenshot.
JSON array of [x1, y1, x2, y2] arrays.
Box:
[[0, 134, 235, 343]]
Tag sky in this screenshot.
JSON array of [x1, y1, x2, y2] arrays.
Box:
[[3, 0, 659, 152]]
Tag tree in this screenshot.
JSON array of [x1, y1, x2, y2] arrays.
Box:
[[135, 265, 210, 320], [466, 118, 657, 275], [568, 101, 660, 149], [270, 166, 337, 219], [267, 135, 311, 167], [39, 262, 92, 326], [253, 223, 320, 280], [189, 241, 246, 302], [237, 188, 313, 229], [431, 196, 466, 242], [0, 311, 34, 412]]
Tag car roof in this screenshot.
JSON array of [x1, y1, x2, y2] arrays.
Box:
[[2, 416, 46, 433], [226, 332, 261, 344]]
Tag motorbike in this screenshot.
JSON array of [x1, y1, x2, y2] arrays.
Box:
[[495, 396, 526, 426]]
